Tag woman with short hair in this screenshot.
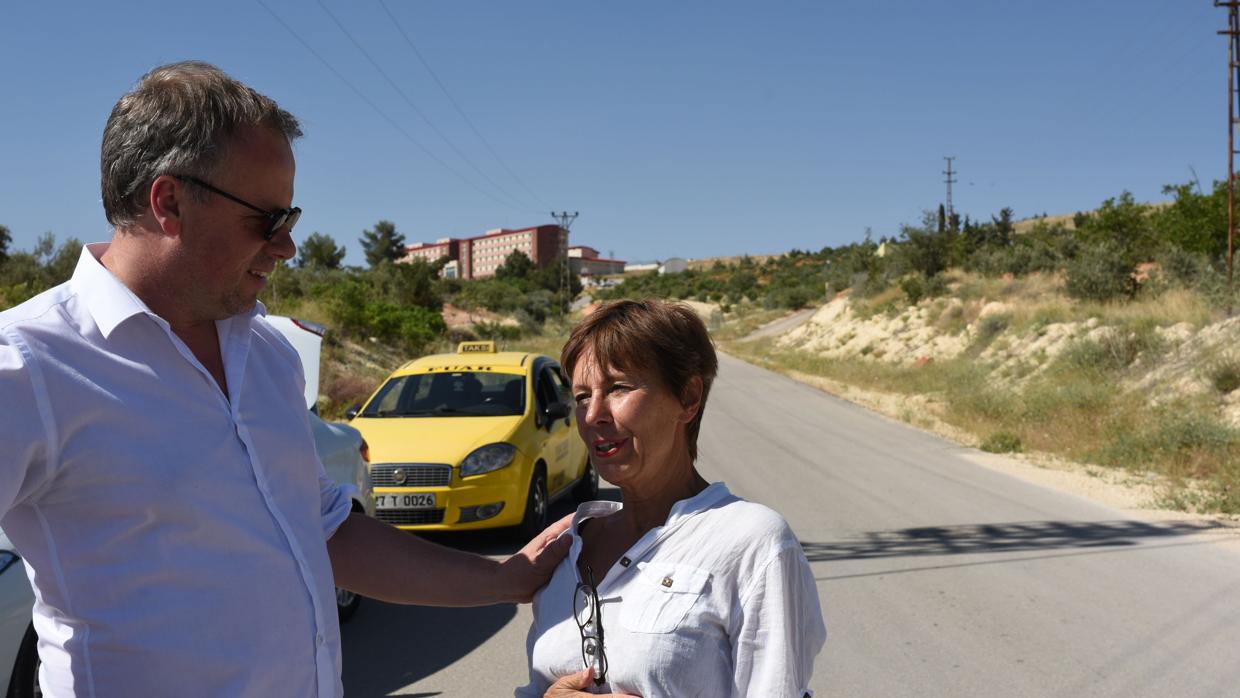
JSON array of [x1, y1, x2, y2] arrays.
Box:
[[519, 299, 826, 697]]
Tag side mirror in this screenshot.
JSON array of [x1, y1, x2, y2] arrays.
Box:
[[544, 401, 571, 425], [345, 404, 362, 420]]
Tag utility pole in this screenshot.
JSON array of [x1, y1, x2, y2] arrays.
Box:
[[1218, 1, 1240, 313], [551, 211, 578, 314], [942, 156, 957, 224]]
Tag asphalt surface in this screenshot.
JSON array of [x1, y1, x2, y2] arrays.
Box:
[[737, 307, 816, 342], [342, 352, 1240, 697]]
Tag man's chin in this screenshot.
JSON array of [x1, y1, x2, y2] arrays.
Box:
[[220, 292, 260, 318]]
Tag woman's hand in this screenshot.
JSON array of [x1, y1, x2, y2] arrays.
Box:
[[544, 667, 639, 697]]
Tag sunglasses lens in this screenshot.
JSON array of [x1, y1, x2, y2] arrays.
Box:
[[264, 208, 301, 240]]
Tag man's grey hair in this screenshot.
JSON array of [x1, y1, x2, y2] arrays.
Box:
[[100, 60, 303, 227]]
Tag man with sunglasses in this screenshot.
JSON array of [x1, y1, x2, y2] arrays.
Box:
[[0, 61, 573, 697]]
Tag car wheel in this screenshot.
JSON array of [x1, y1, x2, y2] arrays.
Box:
[[572, 457, 599, 503], [517, 468, 549, 540], [9, 623, 40, 698], [336, 586, 362, 623]]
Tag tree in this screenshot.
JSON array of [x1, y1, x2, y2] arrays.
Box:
[[1076, 192, 1156, 270], [991, 207, 1015, 247], [0, 224, 10, 266], [1153, 181, 1228, 259], [370, 259, 442, 309], [297, 232, 347, 269], [31, 232, 54, 264], [359, 220, 405, 268], [899, 220, 950, 279], [45, 237, 83, 286], [530, 253, 582, 301], [495, 250, 536, 281]]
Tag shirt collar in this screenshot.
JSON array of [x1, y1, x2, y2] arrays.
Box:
[[665, 481, 731, 526], [569, 482, 732, 534], [566, 482, 734, 576], [69, 242, 267, 339], [70, 242, 156, 339]]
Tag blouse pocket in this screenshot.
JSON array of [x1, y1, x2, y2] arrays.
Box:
[[619, 561, 712, 634]]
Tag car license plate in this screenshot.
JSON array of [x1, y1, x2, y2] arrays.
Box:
[[374, 493, 437, 510]]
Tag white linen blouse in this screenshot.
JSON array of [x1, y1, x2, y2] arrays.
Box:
[[517, 482, 826, 697]]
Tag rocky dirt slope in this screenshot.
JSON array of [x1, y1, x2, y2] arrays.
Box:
[[774, 293, 1240, 427]]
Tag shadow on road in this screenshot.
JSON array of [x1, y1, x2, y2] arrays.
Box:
[[801, 519, 1223, 563], [341, 601, 513, 696], [340, 485, 623, 695]]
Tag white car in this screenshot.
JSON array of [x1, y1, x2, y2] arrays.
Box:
[[1, 530, 36, 698], [266, 315, 375, 620], [1, 316, 374, 696]]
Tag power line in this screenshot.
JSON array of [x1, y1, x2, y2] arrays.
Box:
[[378, 0, 550, 209], [254, 0, 528, 212], [316, 0, 534, 212]]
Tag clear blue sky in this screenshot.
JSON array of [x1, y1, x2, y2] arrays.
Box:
[[0, 1, 1225, 266]]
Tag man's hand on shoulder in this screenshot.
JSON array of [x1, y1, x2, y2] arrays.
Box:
[[496, 513, 573, 603], [544, 667, 638, 697]]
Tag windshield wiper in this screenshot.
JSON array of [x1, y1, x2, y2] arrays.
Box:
[[431, 406, 480, 415]]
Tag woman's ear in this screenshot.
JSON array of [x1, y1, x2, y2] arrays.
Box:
[[679, 376, 704, 424]]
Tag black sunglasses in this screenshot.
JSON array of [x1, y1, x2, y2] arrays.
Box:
[[573, 565, 608, 686], [173, 174, 301, 241]]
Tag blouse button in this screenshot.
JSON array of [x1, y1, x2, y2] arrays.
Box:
[[661, 577, 673, 588], [620, 557, 631, 567]]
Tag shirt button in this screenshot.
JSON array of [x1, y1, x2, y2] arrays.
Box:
[[661, 577, 673, 588], [620, 557, 631, 567], [316, 634, 324, 646]]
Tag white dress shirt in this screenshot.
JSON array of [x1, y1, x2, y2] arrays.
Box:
[[0, 244, 353, 697], [517, 482, 826, 698]]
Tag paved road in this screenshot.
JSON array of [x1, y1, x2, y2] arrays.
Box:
[[738, 307, 816, 342], [343, 353, 1240, 697]]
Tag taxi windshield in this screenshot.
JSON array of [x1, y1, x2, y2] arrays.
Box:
[[361, 371, 525, 418]]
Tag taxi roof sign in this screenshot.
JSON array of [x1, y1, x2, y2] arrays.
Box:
[[457, 341, 497, 354]]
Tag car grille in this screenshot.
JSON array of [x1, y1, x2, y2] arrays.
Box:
[[376, 509, 447, 526], [371, 463, 452, 487]]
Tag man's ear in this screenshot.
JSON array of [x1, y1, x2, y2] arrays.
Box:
[[149, 175, 184, 237], [679, 376, 704, 424]]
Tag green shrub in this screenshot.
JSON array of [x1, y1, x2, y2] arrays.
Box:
[[472, 321, 523, 341], [763, 284, 815, 309], [1157, 246, 1212, 289], [901, 273, 948, 305], [1065, 241, 1136, 302], [1095, 409, 1236, 470], [973, 313, 1010, 349], [1060, 327, 1164, 373], [1205, 354, 1240, 394], [980, 431, 1023, 453]]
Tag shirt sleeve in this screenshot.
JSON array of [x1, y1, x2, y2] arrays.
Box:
[[731, 544, 828, 697], [0, 330, 57, 520]]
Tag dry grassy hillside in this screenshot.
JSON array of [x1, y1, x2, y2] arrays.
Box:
[[719, 270, 1240, 516]]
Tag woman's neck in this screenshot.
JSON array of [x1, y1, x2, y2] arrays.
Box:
[[615, 467, 710, 536]]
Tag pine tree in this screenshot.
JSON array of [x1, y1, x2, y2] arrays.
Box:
[[360, 220, 406, 268]]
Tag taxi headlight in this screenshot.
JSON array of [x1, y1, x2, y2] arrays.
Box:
[[460, 443, 517, 477]]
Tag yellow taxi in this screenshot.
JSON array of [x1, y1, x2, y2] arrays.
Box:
[[347, 341, 595, 536]]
